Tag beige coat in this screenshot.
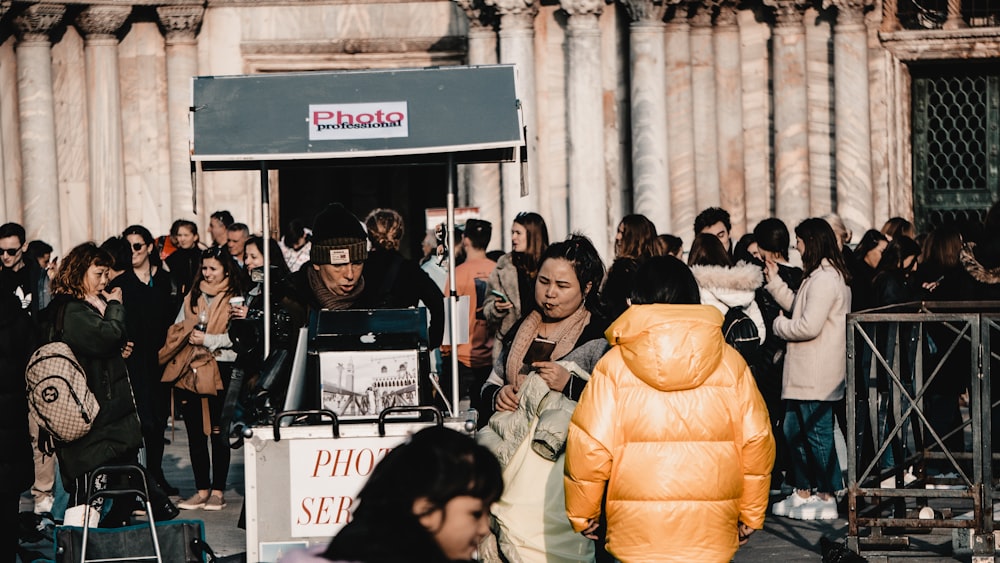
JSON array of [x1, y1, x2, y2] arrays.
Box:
[[765, 259, 852, 401]]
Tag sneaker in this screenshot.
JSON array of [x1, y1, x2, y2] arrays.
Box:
[[787, 495, 839, 521], [203, 494, 226, 511], [772, 491, 811, 517], [177, 493, 208, 510], [926, 471, 965, 490]]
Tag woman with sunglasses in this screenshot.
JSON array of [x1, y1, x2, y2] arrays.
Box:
[[109, 225, 178, 495], [160, 247, 246, 512]]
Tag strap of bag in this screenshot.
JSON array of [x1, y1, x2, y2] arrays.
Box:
[[220, 366, 245, 446]]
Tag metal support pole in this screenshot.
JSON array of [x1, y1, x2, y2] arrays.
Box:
[[261, 162, 271, 358], [445, 154, 461, 416]]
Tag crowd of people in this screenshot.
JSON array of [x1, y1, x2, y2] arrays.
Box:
[[3, 197, 1000, 562]]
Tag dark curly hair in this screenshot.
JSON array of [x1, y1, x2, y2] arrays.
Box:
[[52, 242, 114, 299]]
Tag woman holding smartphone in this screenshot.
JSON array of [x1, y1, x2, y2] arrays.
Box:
[[483, 212, 549, 357]]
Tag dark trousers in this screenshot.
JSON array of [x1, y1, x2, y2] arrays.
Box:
[[178, 362, 232, 491], [65, 451, 139, 527], [1, 492, 17, 563]]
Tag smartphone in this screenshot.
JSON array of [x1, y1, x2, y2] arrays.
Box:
[[490, 289, 508, 302]]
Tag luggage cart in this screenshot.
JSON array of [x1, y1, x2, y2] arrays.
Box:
[[82, 464, 162, 563], [243, 406, 475, 561]]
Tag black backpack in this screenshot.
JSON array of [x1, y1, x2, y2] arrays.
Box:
[[722, 305, 761, 368]]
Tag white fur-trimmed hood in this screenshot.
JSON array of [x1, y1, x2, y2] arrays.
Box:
[[689, 261, 764, 292]]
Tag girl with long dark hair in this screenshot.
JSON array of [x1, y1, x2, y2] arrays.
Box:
[[765, 218, 851, 521]]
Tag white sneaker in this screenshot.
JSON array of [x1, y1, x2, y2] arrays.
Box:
[[772, 491, 811, 517], [787, 495, 839, 521], [925, 471, 965, 490]]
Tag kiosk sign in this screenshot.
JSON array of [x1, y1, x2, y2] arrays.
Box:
[[309, 102, 409, 141], [288, 437, 398, 537]]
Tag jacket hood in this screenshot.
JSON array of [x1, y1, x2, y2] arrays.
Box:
[[605, 304, 726, 392], [689, 261, 763, 309]]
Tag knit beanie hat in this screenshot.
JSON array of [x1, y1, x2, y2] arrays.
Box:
[[310, 203, 369, 265]]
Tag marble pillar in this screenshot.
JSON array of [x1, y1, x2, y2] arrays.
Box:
[[804, 8, 832, 217], [157, 6, 204, 223], [622, 0, 669, 233], [15, 4, 65, 247], [738, 9, 771, 230], [665, 12, 697, 245], [455, 0, 502, 244], [486, 0, 540, 250], [829, 0, 874, 233], [561, 0, 609, 258], [689, 2, 719, 213], [714, 2, 746, 235], [765, 0, 810, 230], [0, 36, 23, 225], [52, 27, 91, 245], [77, 5, 131, 242]]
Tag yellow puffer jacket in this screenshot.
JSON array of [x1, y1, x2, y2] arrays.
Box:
[[564, 304, 775, 562]]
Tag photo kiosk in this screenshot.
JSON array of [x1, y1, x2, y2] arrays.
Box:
[[189, 65, 525, 562]]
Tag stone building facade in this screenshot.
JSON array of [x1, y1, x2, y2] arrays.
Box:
[[0, 0, 997, 257]]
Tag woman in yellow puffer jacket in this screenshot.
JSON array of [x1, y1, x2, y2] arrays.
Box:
[[564, 256, 775, 562]]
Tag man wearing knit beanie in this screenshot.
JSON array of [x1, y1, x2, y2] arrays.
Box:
[[293, 202, 370, 310]]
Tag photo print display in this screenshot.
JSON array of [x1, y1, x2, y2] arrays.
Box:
[[319, 350, 420, 419]]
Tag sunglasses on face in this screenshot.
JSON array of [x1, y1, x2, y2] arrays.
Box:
[[1, 248, 19, 256], [131, 242, 147, 251]]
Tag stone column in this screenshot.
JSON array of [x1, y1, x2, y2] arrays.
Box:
[[665, 10, 697, 245], [622, 0, 669, 233], [828, 0, 874, 232], [15, 4, 65, 246], [0, 0, 9, 222], [739, 8, 771, 230], [560, 0, 609, 257], [485, 0, 540, 249], [765, 0, 810, 229], [455, 0, 502, 243], [880, 0, 898, 32], [77, 5, 131, 242], [689, 1, 719, 213], [943, 0, 964, 29], [157, 6, 204, 222], [714, 1, 746, 235]]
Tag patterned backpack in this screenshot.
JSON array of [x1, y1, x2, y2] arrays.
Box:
[[25, 304, 100, 443]]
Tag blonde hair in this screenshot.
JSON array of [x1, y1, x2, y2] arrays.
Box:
[[821, 213, 852, 248], [365, 208, 404, 252]]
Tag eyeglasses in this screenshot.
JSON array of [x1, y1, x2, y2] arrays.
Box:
[[202, 247, 227, 259], [131, 242, 147, 251], [1, 248, 19, 256]]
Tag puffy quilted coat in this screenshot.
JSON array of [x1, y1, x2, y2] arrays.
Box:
[[564, 304, 774, 562]]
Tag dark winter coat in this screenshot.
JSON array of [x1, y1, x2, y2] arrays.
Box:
[[109, 268, 174, 428], [355, 249, 445, 349], [52, 297, 142, 482], [0, 292, 34, 495]]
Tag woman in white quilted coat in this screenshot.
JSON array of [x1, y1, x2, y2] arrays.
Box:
[[688, 233, 766, 343]]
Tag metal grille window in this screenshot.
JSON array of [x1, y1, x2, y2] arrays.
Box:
[[897, 0, 1000, 29], [912, 64, 999, 234]]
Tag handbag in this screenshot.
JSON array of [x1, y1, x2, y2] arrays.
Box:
[[162, 343, 224, 396], [56, 520, 217, 563]]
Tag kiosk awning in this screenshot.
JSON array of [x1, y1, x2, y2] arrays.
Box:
[[190, 65, 524, 170]]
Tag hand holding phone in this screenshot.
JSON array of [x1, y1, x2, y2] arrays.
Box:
[[490, 289, 509, 303]]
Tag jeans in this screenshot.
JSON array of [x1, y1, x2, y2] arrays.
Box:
[[784, 400, 843, 494], [179, 362, 233, 491]]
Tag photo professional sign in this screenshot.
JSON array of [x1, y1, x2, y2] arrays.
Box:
[[309, 102, 409, 141], [288, 436, 405, 537]]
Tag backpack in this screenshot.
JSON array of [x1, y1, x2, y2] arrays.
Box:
[[722, 305, 761, 368], [25, 304, 100, 443]]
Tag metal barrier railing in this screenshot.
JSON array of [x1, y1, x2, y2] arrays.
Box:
[[846, 301, 1000, 560]]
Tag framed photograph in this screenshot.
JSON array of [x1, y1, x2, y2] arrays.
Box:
[[319, 350, 421, 419], [259, 541, 310, 562]]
